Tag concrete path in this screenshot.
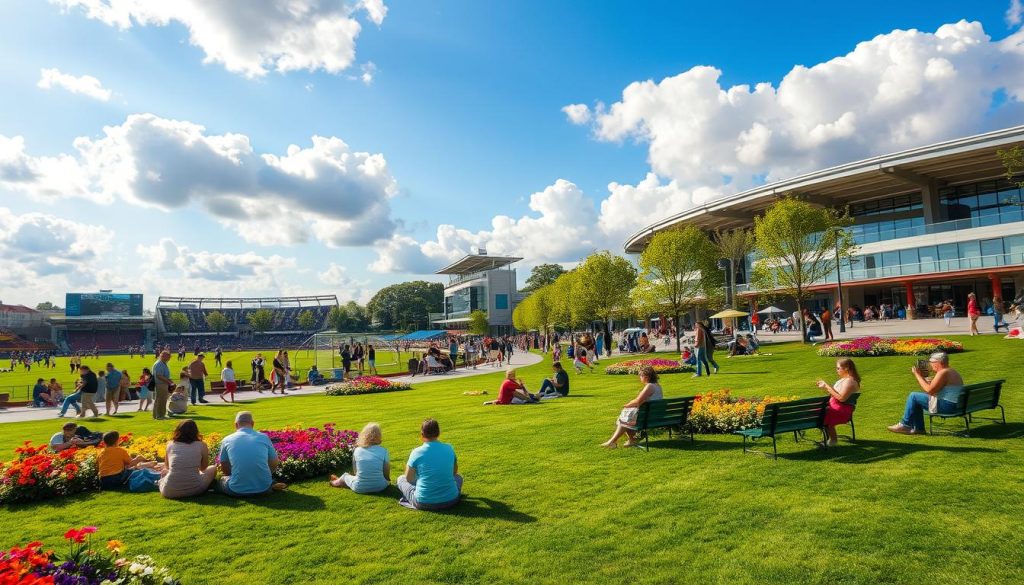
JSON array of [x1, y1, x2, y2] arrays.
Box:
[[0, 350, 543, 425]]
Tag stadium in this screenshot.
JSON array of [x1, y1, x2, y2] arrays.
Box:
[[624, 125, 1024, 319]]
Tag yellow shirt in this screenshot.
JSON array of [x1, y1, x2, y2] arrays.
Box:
[[98, 446, 131, 477]]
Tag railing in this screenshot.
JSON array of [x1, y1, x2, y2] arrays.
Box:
[[447, 272, 487, 286], [849, 209, 1024, 245]]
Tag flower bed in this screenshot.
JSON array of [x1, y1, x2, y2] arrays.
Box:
[[1, 425, 356, 505], [0, 526, 181, 584], [325, 376, 412, 396], [817, 336, 964, 357], [263, 424, 358, 483], [604, 359, 695, 375], [685, 390, 798, 434]]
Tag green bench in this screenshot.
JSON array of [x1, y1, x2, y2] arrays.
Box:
[[629, 396, 696, 450], [928, 380, 1006, 436], [735, 396, 829, 459]]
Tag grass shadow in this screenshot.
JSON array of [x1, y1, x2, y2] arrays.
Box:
[[198, 489, 327, 511], [955, 421, 1024, 439], [778, 438, 1003, 463], [430, 496, 536, 523]]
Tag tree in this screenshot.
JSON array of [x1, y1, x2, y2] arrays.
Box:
[[714, 227, 754, 309], [521, 263, 565, 294], [750, 196, 855, 343], [998, 145, 1024, 190], [249, 308, 275, 335], [35, 301, 61, 311], [633, 227, 719, 351], [468, 310, 489, 335], [327, 306, 348, 332], [550, 270, 582, 332], [204, 310, 230, 334], [574, 251, 638, 355], [297, 309, 317, 332], [166, 311, 190, 334], [513, 284, 556, 349], [367, 281, 444, 330], [343, 301, 368, 331]]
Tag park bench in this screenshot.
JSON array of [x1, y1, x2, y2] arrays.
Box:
[[0, 393, 8, 410], [928, 380, 1006, 436], [797, 392, 860, 442], [734, 396, 829, 459], [628, 396, 696, 450]]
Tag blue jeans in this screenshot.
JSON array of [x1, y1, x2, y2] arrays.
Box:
[[901, 392, 958, 431], [189, 379, 205, 404], [60, 392, 81, 416], [694, 347, 710, 376]]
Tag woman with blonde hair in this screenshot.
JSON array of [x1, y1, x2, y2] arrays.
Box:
[[329, 423, 390, 494], [815, 358, 861, 448]]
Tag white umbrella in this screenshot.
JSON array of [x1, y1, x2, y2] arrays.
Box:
[[757, 306, 786, 314]]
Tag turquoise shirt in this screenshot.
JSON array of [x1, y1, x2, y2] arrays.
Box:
[[350, 445, 390, 493], [407, 441, 458, 504], [220, 427, 278, 495]]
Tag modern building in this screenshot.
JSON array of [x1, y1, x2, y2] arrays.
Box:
[[432, 253, 523, 333], [623, 126, 1024, 318]]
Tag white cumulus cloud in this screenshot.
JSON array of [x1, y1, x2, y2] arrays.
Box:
[[0, 114, 400, 247], [561, 103, 592, 125], [51, 0, 388, 78], [1009, 0, 1023, 28], [37, 68, 112, 101]]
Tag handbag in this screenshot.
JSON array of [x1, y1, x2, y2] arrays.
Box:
[[618, 407, 640, 427]]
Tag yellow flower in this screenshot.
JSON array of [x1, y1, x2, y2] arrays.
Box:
[[107, 539, 124, 553]]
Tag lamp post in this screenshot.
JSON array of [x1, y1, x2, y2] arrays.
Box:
[[834, 238, 846, 333], [717, 258, 733, 309]]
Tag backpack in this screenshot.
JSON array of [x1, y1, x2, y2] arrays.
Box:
[[128, 468, 161, 492]]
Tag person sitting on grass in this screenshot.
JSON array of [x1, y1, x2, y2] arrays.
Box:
[[679, 346, 696, 366], [483, 369, 537, 405], [600, 366, 663, 449], [888, 352, 964, 435], [727, 336, 750, 357], [815, 358, 861, 448], [573, 343, 594, 374], [397, 418, 462, 511], [330, 422, 390, 494], [48, 378, 64, 405], [97, 431, 160, 490], [217, 411, 288, 496], [537, 362, 570, 399], [307, 365, 325, 385], [159, 420, 216, 499], [49, 422, 86, 452]]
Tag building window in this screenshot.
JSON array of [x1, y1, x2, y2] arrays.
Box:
[[494, 294, 508, 310]]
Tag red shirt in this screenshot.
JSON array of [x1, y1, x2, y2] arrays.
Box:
[[497, 380, 521, 405], [968, 299, 980, 316]]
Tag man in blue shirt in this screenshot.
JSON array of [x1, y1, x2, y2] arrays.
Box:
[[152, 351, 173, 420], [218, 411, 286, 496], [105, 364, 122, 414], [397, 418, 462, 510]]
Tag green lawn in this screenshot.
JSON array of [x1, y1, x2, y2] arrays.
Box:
[[0, 349, 406, 400], [1, 336, 1022, 584]]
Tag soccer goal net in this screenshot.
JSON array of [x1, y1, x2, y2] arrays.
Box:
[[303, 332, 403, 373]]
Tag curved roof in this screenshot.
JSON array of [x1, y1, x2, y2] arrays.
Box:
[[436, 254, 522, 275], [623, 125, 1024, 253]]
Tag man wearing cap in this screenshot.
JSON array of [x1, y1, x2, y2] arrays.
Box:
[[187, 353, 210, 405]]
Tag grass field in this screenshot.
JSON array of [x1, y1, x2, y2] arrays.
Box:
[[1, 336, 1022, 584], [0, 349, 407, 400]]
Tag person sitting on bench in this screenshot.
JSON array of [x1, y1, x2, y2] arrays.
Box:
[[815, 358, 861, 447], [600, 366, 663, 449], [537, 362, 570, 399], [888, 352, 963, 435], [32, 378, 52, 407], [483, 369, 537, 405]]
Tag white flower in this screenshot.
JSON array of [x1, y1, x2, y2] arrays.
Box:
[[144, 567, 154, 575], [129, 562, 144, 574]]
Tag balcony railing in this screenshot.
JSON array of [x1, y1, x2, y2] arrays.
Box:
[[849, 209, 1024, 245], [735, 252, 1024, 293]]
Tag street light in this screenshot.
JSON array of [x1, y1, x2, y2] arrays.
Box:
[[717, 258, 733, 309]]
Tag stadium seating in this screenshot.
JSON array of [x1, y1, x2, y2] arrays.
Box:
[[157, 306, 331, 334], [66, 330, 145, 352]]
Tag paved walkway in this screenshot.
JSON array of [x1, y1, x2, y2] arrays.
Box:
[[0, 350, 543, 425]]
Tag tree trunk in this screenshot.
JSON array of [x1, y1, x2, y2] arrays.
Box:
[[796, 296, 807, 344], [674, 309, 682, 352]]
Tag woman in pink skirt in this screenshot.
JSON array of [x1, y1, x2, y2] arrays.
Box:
[[815, 358, 861, 448]]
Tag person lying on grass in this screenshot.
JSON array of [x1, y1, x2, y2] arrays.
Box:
[[815, 358, 861, 448], [537, 361, 570, 399], [49, 421, 87, 452], [483, 369, 538, 405], [217, 411, 288, 496], [888, 351, 964, 435], [97, 431, 162, 491], [601, 366, 663, 449], [397, 418, 462, 511], [330, 422, 390, 494]]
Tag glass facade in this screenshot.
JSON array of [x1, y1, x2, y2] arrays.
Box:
[[444, 285, 487, 318], [824, 235, 1024, 282]]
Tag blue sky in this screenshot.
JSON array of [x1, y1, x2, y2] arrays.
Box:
[[0, 1, 1021, 308]]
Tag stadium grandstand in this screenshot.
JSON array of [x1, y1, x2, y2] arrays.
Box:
[[155, 295, 337, 350]]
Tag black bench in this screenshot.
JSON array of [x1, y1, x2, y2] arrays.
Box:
[[928, 380, 1006, 436], [734, 396, 829, 459], [628, 396, 696, 450]]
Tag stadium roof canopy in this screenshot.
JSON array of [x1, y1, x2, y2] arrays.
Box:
[[623, 124, 1024, 253], [156, 295, 338, 308], [436, 254, 522, 275]]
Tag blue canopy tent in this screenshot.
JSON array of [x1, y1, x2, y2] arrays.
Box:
[[397, 330, 449, 342]]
